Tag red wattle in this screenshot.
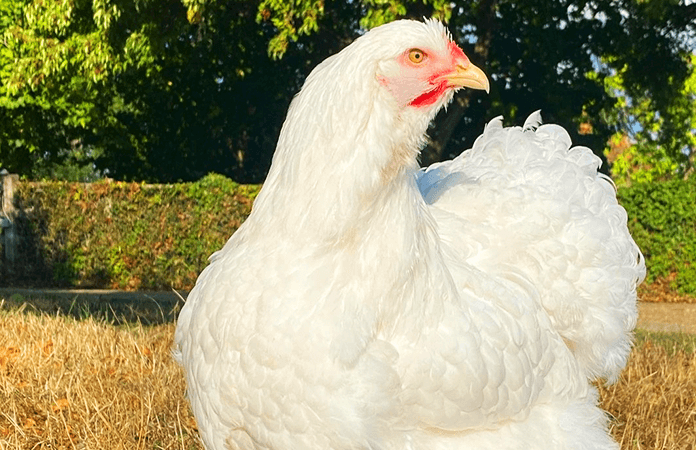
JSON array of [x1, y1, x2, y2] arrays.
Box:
[[409, 82, 448, 108]]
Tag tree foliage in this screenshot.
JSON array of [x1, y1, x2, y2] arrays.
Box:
[[619, 175, 696, 295], [605, 54, 696, 186], [0, 0, 694, 182], [7, 174, 258, 289]]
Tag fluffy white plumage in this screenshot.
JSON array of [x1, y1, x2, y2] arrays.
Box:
[[174, 19, 645, 450]]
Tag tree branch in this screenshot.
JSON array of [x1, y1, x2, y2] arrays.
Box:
[[421, 0, 498, 166]]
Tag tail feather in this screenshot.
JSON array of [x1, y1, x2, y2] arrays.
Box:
[[523, 110, 543, 131], [418, 113, 645, 382]]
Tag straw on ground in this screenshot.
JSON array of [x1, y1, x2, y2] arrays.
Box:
[[0, 305, 694, 449]]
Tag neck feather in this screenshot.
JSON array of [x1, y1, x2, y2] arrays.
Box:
[[249, 68, 434, 242]]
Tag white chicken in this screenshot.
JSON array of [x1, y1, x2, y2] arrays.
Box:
[[174, 19, 645, 450]]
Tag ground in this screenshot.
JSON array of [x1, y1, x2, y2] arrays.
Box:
[[636, 282, 696, 334], [638, 302, 696, 334], [0, 287, 694, 333]]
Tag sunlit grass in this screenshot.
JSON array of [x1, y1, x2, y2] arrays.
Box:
[[0, 301, 693, 449], [634, 328, 696, 355], [599, 331, 696, 449], [0, 303, 199, 450]]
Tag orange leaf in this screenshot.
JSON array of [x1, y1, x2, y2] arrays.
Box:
[[52, 398, 70, 412], [42, 340, 54, 356]]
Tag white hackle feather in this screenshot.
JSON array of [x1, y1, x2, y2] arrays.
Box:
[[174, 19, 644, 450]]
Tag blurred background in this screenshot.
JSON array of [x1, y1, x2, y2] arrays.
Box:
[[0, 0, 694, 186]]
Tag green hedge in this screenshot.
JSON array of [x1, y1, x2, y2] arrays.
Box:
[[3, 173, 695, 295], [4, 174, 259, 290], [619, 176, 696, 295]]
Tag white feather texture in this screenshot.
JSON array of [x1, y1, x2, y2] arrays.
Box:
[[418, 111, 645, 383], [174, 20, 644, 450]]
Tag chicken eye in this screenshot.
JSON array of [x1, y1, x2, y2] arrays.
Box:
[[408, 49, 426, 64]]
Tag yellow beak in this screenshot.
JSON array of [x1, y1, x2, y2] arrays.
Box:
[[446, 62, 490, 93]]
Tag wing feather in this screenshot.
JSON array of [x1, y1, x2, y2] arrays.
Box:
[[417, 113, 645, 382]]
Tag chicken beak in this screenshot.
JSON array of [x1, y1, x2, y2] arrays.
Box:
[[446, 62, 490, 93]]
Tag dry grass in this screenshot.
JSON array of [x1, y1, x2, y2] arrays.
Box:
[[599, 331, 696, 450], [0, 304, 200, 450], [0, 304, 694, 450]]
